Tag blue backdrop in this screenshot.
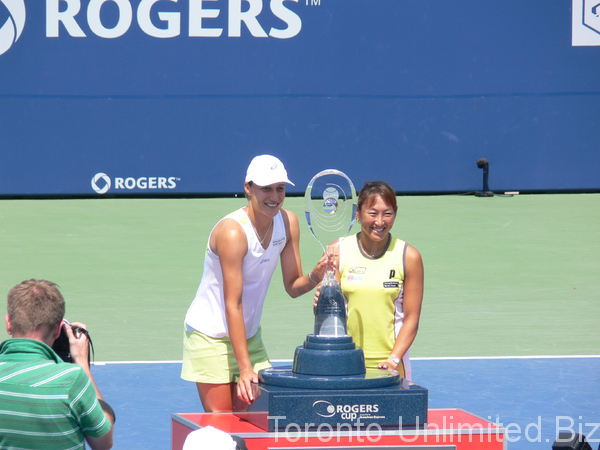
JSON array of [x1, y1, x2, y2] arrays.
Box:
[[1, 0, 599, 196]]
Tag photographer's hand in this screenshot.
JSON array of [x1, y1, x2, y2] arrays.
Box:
[[64, 321, 106, 402], [64, 321, 91, 369], [64, 321, 115, 448]]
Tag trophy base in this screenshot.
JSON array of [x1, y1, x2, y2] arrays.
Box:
[[233, 333, 428, 431], [261, 366, 400, 390], [234, 369, 428, 431], [293, 334, 366, 377]]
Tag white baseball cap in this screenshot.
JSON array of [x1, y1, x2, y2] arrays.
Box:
[[245, 155, 295, 186]]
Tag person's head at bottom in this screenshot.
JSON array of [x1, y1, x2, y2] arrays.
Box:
[[2, 279, 114, 450]]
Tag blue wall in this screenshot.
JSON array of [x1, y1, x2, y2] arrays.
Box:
[[1, 0, 599, 196]]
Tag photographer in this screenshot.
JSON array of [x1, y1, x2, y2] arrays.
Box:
[[0, 279, 114, 449]]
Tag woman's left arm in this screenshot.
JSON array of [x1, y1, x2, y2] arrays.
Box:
[[279, 209, 329, 298], [380, 244, 424, 370]]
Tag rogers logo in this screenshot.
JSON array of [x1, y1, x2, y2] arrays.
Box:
[[1, 0, 313, 58], [91, 172, 111, 194], [0, 0, 26, 56], [47, 0, 303, 39], [91, 172, 179, 194], [312, 400, 336, 418]]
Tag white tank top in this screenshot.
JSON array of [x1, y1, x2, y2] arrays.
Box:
[[184, 208, 287, 338]]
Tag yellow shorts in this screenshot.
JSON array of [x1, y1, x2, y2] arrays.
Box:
[[181, 326, 272, 384]]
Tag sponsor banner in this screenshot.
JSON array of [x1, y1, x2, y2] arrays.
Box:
[[91, 173, 179, 195], [0, 0, 332, 97], [2, 92, 600, 197], [2, 1, 599, 97], [1, 1, 600, 196]]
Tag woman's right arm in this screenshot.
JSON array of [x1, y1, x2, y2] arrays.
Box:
[[211, 220, 256, 403]]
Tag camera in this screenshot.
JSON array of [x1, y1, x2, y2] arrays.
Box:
[[51, 320, 94, 363]]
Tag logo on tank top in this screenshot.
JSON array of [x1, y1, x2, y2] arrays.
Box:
[[347, 274, 363, 282], [347, 266, 366, 282]]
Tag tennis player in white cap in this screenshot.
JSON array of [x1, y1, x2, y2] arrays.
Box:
[[182, 155, 328, 412]]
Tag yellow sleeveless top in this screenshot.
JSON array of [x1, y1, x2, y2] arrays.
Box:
[[339, 234, 406, 367]]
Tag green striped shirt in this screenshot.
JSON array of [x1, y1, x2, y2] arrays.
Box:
[[0, 339, 111, 450]]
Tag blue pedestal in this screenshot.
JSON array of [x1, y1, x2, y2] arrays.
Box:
[[236, 369, 428, 431], [234, 334, 428, 431]]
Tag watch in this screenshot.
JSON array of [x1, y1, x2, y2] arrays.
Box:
[[388, 355, 400, 365]]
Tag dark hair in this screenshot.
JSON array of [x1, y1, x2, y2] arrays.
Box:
[[7, 279, 65, 338], [357, 181, 398, 214], [244, 180, 253, 200]]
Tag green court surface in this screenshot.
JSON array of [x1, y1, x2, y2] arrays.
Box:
[[0, 194, 598, 361]]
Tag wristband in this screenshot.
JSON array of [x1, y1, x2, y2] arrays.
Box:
[[308, 272, 319, 284], [388, 355, 401, 365]]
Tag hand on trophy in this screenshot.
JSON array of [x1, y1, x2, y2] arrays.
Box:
[[377, 357, 402, 373], [312, 254, 337, 310], [307, 252, 331, 286], [236, 367, 263, 405]]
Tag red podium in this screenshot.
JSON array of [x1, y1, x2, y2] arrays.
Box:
[[172, 409, 505, 450]]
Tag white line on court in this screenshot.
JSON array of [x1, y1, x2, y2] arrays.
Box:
[[92, 355, 600, 365]]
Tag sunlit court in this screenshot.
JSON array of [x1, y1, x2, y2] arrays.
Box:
[[1, 195, 598, 448]]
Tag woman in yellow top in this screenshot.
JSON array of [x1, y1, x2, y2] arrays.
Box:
[[320, 180, 424, 379]]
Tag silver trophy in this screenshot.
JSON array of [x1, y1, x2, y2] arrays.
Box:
[[305, 169, 357, 336]]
